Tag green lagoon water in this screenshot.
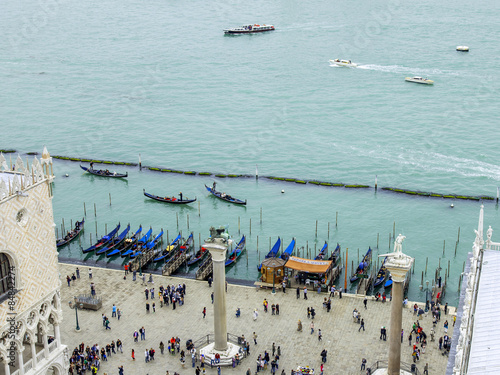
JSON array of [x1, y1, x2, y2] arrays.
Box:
[[2, 0, 500, 305]]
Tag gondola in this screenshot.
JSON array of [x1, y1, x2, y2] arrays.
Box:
[[257, 237, 281, 271], [123, 228, 152, 258], [315, 242, 328, 260], [143, 189, 196, 204], [280, 238, 296, 261], [186, 246, 208, 266], [107, 226, 142, 257], [80, 165, 128, 178], [373, 256, 389, 288], [96, 224, 130, 255], [205, 184, 246, 205], [82, 223, 120, 253], [350, 247, 372, 283], [384, 275, 393, 289], [56, 219, 85, 248], [225, 236, 246, 267], [153, 234, 182, 262], [328, 243, 341, 265], [146, 230, 164, 250]]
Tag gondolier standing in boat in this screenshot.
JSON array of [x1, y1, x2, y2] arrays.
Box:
[[90, 161, 94, 169], [179, 192, 183, 201], [212, 182, 216, 191]]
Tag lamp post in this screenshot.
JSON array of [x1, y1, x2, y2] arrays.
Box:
[[71, 297, 83, 332], [272, 263, 276, 294], [139, 252, 142, 276]]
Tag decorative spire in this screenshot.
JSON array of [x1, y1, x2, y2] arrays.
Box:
[[42, 146, 50, 160], [0, 153, 7, 171]]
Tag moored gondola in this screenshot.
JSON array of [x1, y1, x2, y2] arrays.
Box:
[[143, 189, 196, 204], [82, 223, 120, 253], [56, 219, 85, 248], [225, 236, 246, 267], [107, 226, 142, 257], [350, 247, 372, 283], [123, 228, 152, 258], [373, 256, 389, 288], [280, 238, 296, 261], [96, 224, 130, 255], [80, 165, 128, 178], [186, 246, 208, 266], [315, 241, 328, 260], [205, 184, 246, 205], [153, 234, 182, 262]]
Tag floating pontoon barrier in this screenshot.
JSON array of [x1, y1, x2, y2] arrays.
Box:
[[47, 154, 496, 201], [0, 149, 16, 153]]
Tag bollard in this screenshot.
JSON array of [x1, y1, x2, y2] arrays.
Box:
[[315, 220, 318, 237], [351, 260, 354, 276], [187, 214, 190, 230], [443, 240, 445, 257], [269, 237, 271, 251], [176, 213, 179, 229], [139, 153, 142, 170], [393, 221, 395, 239], [314, 243, 317, 257], [448, 260, 450, 277], [109, 193, 112, 206], [62, 218, 65, 233], [421, 271, 423, 287], [56, 227, 58, 239], [457, 227, 460, 243], [357, 248, 359, 264], [199, 233, 201, 249], [455, 241, 458, 257], [257, 236, 259, 252], [306, 241, 309, 258], [377, 233, 379, 249], [238, 217, 240, 234], [462, 261, 465, 273], [105, 224, 107, 235], [344, 248, 348, 290], [71, 219, 73, 229], [425, 257, 428, 275], [328, 222, 330, 239], [95, 221, 98, 237], [256, 164, 259, 180], [84, 202, 87, 216], [336, 211, 338, 227], [250, 219, 252, 235], [375, 175, 378, 190], [458, 274, 462, 292], [389, 233, 391, 250], [260, 207, 262, 225], [94, 203, 96, 217], [281, 239, 284, 253], [438, 258, 441, 270], [412, 260, 415, 274], [90, 233, 92, 245]]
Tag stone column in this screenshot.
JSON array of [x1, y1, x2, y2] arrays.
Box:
[[204, 241, 228, 351], [42, 332, 49, 359], [386, 270, 406, 375], [30, 341, 37, 368], [17, 349, 24, 375], [4, 360, 11, 375], [54, 324, 61, 348]]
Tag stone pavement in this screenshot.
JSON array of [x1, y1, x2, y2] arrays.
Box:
[[59, 263, 454, 375]]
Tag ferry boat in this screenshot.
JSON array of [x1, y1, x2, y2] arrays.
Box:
[[224, 24, 275, 34], [329, 59, 358, 68], [405, 76, 434, 85]]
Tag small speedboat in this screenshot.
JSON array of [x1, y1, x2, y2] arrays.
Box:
[[405, 76, 434, 85], [456, 46, 469, 52], [329, 59, 358, 68], [224, 24, 275, 34]]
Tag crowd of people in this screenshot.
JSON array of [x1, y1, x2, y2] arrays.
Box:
[[68, 339, 123, 375]]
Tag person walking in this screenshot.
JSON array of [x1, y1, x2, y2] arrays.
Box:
[[112, 304, 117, 318], [320, 349, 327, 363], [253, 332, 258, 345], [160, 341, 165, 355], [339, 287, 343, 299], [117, 309, 121, 320], [358, 319, 365, 332], [89, 268, 92, 279], [364, 297, 368, 309], [145, 349, 149, 363], [310, 322, 315, 334], [276, 304, 280, 315], [423, 363, 429, 375], [131, 349, 135, 361], [76, 267, 80, 278], [318, 329, 322, 341], [304, 287, 308, 300], [296, 287, 300, 299], [105, 318, 111, 330], [361, 358, 366, 371], [203, 307, 206, 318]]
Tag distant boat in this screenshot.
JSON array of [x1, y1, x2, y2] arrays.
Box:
[[186, 245, 209, 266], [82, 224, 120, 253], [281, 238, 296, 261], [96, 224, 130, 255], [350, 247, 372, 283], [329, 59, 358, 68], [80, 165, 127, 178], [373, 256, 389, 288], [225, 236, 246, 267], [56, 219, 84, 248], [384, 275, 393, 289], [258, 237, 281, 271], [328, 243, 341, 265], [224, 24, 275, 34], [456, 46, 469, 52], [405, 76, 434, 85], [143, 189, 196, 204], [107, 226, 142, 257], [315, 242, 328, 260], [205, 184, 246, 205]]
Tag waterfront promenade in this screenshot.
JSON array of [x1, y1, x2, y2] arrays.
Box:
[[59, 263, 454, 374]]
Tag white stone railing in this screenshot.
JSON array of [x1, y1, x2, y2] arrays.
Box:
[[11, 369, 20, 375], [36, 349, 46, 363], [48, 340, 57, 353], [485, 242, 500, 251], [24, 358, 33, 372]]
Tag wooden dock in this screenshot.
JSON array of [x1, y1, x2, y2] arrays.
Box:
[[195, 253, 213, 280]]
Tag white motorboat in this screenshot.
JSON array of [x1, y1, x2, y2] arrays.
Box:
[[405, 76, 434, 85], [329, 59, 358, 68], [456, 46, 469, 52], [223, 24, 275, 34]]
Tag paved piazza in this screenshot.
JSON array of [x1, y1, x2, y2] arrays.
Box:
[[59, 263, 454, 374]]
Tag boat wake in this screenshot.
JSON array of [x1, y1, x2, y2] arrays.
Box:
[[357, 64, 459, 76]]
